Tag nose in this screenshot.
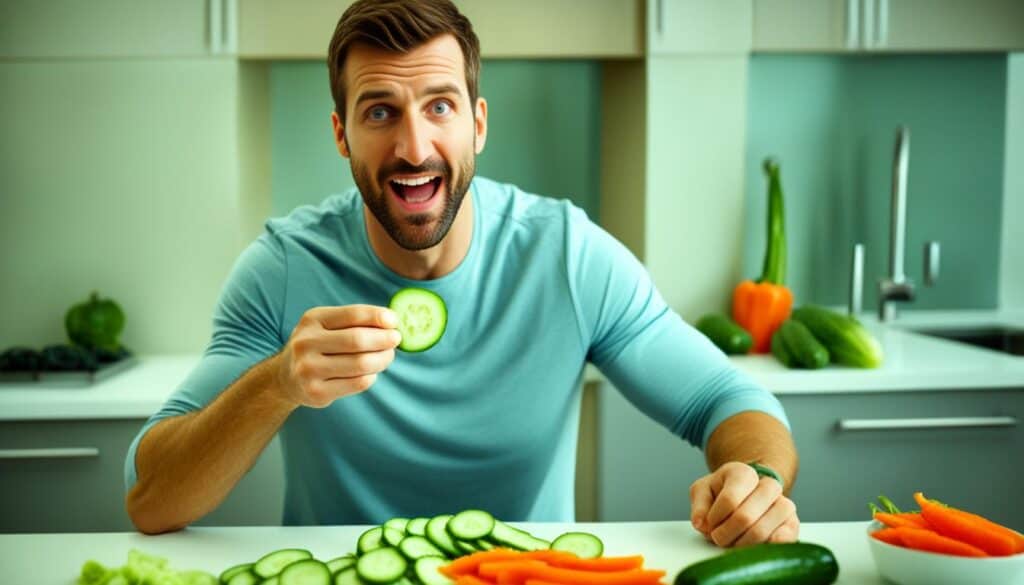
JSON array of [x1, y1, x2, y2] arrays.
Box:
[[394, 112, 434, 166]]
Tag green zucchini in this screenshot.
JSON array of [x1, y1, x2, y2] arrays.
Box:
[[674, 542, 839, 585], [695, 313, 753, 355], [770, 332, 797, 368], [777, 320, 829, 369], [792, 305, 883, 368]]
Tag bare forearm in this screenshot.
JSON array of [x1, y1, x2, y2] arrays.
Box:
[[126, 355, 295, 534], [704, 411, 799, 494]]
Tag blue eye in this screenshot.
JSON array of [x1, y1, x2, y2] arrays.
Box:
[[431, 101, 452, 116], [368, 106, 390, 121]]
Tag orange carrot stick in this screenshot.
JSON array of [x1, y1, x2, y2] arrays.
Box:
[[914, 492, 1020, 556], [893, 527, 988, 557], [873, 511, 931, 530], [457, 575, 497, 585], [545, 555, 645, 572], [480, 563, 665, 585], [871, 527, 905, 546], [443, 549, 523, 576], [478, 560, 548, 584], [524, 581, 564, 585]]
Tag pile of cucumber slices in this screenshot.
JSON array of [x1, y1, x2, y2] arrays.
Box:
[[217, 509, 603, 585]]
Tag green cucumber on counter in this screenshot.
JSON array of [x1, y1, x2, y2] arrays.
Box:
[[674, 542, 839, 585], [792, 305, 883, 368], [773, 320, 829, 369], [696, 313, 753, 355]]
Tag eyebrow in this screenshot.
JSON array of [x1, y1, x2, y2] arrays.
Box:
[[354, 83, 464, 109]]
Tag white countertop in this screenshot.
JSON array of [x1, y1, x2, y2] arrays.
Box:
[[2, 310, 1021, 421], [0, 521, 889, 585]]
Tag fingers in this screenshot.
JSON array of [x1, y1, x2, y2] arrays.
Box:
[[709, 477, 783, 547], [689, 476, 715, 534], [768, 514, 800, 543], [730, 492, 798, 547], [704, 463, 760, 532], [307, 305, 398, 331]]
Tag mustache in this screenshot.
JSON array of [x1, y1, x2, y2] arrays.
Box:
[[378, 158, 450, 184]]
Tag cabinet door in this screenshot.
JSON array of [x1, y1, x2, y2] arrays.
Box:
[[238, 0, 642, 59], [649, 0, 753, 55], [0, 420, 284, 533], [780, 390, 1023, 528], [879, 0, 1024, 51], [0, 0, 212, 58], [753, 0, 852, 52]]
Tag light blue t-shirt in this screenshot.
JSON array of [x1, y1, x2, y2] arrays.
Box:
[[125, 176, 788, 525]]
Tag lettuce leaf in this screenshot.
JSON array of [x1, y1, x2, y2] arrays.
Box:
[[77, 549, 216, 585]]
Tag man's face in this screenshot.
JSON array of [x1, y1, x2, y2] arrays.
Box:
[[333, 34, 487, 251]]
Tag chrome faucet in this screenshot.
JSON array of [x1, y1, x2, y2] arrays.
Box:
[[878, 126, 914, 321]]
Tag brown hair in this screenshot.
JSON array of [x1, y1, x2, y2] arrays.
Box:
[[327, 0, 481, 121]]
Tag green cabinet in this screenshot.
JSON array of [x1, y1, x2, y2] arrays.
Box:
[[0, 419, 283, 533]]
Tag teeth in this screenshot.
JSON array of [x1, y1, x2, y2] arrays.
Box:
[[392, 176, 436, 187]]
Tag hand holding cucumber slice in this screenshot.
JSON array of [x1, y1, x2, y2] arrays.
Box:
[[389, 287, 447, 352]]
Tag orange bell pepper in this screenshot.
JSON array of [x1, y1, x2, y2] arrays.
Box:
[[733, 159, 793, 353]]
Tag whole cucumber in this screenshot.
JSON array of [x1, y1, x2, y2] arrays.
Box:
[[770, 330, 797, 368], [792, 305, 883, 368], [674, 542, 839, 585], [695, 313, 753, 355], [778, 319, 829, 369]]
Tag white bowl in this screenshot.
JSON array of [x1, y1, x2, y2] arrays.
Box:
[[866, 521, 1024, 585]]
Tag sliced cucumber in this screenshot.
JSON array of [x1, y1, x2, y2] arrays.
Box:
[[413, 556, 455, 585], [355, 546, 408, 584], [447, 509, 495, 541], [398, 535, 447, 560], [406, 517, 429, 537], [425, 515, 460, 557], [455, 540, 480, 555], [279, 559, 331, 585], [389, 287, 447, 352], [489, 520, 550, 551], [253, 549, 314, 579], [384, 517, 410, 534], [325, 555, 356, 575], [219, 563, 253, 583], [382, 526, 406, 548], [332, 567, 365, 585], [263, 577, 280, 585], [227, 571, 260, 585], [357, 527, 385, 555], [550, 531, 604, 559], [476, 539, 495, 551]]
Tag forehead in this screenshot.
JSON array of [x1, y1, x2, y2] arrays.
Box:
[[343, 34, 467, 100]]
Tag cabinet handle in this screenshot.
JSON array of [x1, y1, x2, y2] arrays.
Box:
[[0, 448, 100, 460], [208, 0, 223, 54], [837, 416, 1017, 431], [876, 0, 889, 48], [845, 0, 860, 49]]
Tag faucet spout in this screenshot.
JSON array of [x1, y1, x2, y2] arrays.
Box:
[[879, 125, 915, 321]]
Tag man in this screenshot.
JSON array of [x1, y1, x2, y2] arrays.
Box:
[[125, 0, 800, 548]]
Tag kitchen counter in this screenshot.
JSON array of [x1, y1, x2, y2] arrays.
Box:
[[0, 521, 889, 584]]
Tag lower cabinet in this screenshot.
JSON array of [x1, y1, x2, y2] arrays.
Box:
[[0, 419, 283, 533], [597, 385, 1024, 529]]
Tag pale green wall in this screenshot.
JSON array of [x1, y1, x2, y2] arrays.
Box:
[[270, 60, 602, 220], [744, 55, 1007, 310]]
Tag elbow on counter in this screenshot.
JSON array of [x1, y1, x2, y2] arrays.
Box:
[[125, 481, 190, 535]]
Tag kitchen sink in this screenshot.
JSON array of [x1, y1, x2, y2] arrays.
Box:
[[910, 326, 1024, 356]]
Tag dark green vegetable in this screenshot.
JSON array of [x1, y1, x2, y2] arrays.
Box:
[[696, 313, 753, 355], [776, 320, 829, 369], [0, 347, 41, 372], [770, 332, 797, 368], [40, 344, 98, 371], [674, 542, 839, 585], [792, 305, 883, 368], [65, 291, 125, 352]]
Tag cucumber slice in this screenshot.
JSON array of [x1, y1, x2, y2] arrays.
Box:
[[389, 287, 447, 352], [219, 563, 253, 583], [279, 559, 330, 585], [325, 555, 356, 575], [489, 520, 550, 551], [355, 547, 408, 584], [406, 517, 430, 537], [398, 535, 447, 560], [332, 567, 365, 585], [550, 531, 604, 559], [227, 571, 260, 585], [382, 526, 405, 548], [455, 540, 480, 555], [384, 517, 410, 534], [357, 527, 385, 555], [262, 577, 280, 585], [253, 549, 314, 579], [447, 509, 495, 541], [425, 515, 460, 557], [413, 556, 455, 585], [476, 539, 496, 551]]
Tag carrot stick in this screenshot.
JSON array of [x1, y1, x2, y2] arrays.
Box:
[[524, 581, 564, 585], [873, 511, 931, 530], [443, 549, 523, 576], [893, 526, 988, 557], [480, 563, 665, 585], [871, 527, 905, 546], [457, 576, 497, 585], [477, 559, 548, 584], [914, 492, 1020, 556], [545, 555, 645, 572]]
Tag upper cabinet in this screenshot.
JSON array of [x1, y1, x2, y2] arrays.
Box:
[[0, 0, 235, 59], [238, 0, 642, 59], [647, 0, 753, 55], [753, 0, 1024, 53]]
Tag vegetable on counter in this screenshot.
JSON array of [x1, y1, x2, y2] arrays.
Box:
[[65, 291, 126, 353], [442, 548, 665, 585], [695, 313, 753, 355], [732, 159, 793, 354], [868, 492, 1024, 557], [771, 320, 829, 369], [78, 548, 216, 585], [791, 305, 882, 368], [673, 542, 839, 585]]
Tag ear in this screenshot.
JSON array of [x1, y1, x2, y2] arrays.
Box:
[[473, 97, 488, 155], [331, 111, 350, 158]]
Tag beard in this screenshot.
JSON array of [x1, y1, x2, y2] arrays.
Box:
[[351, 150, 475, 251]]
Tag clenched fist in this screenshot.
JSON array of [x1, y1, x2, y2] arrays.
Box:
[[689, 461, 800, 547], [275, 305, 402, 408]]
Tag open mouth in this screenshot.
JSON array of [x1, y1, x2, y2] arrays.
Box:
[[389, 176, 442, 209]]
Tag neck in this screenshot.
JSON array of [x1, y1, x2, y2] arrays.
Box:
[[364, 190, 474, 280]]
